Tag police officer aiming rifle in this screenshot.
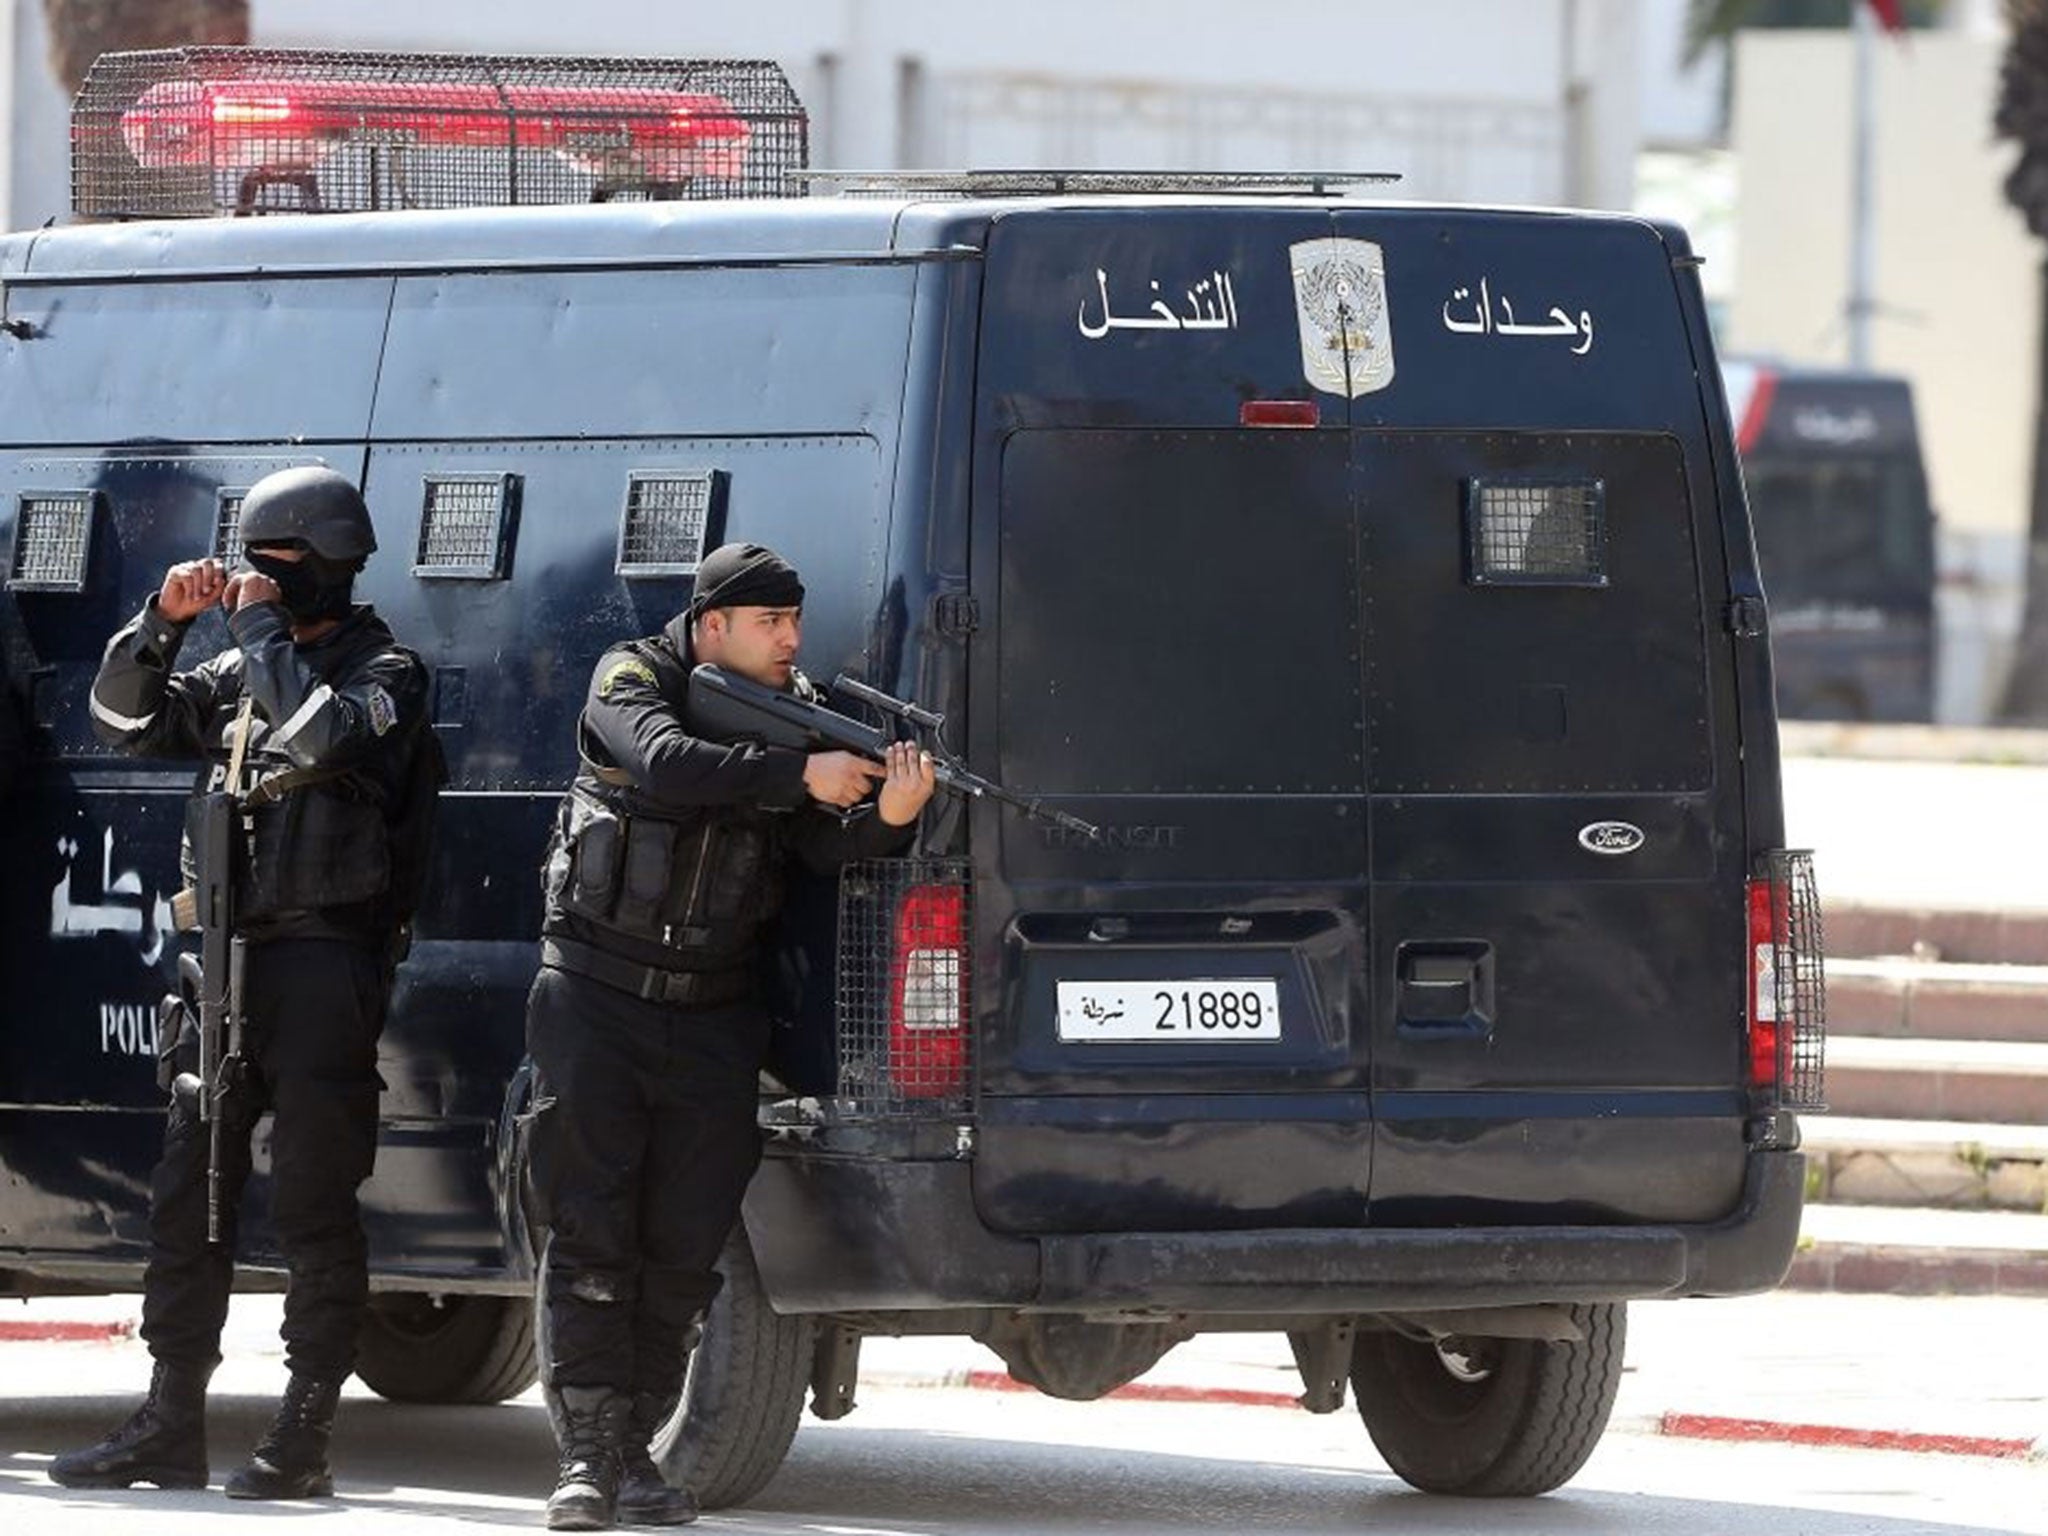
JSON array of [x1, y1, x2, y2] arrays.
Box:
[[526, 542, 935, 1530], [52, 466, 435, 1502]]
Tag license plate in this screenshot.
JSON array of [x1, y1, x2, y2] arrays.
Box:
[[1056, 980, 1282, 1042]]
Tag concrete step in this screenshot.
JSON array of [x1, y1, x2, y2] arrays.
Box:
[[1823, 1036, 2048, 1123], [1786, 1202, 2048, 1296], [1801, 1116, 2048, 1212], [1825, 901, 2048, 966], [1826, 957, 2048, 1044]]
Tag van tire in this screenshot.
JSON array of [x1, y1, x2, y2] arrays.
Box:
[[354, 1293, 539, 1405], [1350, 1302, 1625, 1496], [653, 1228, 815, 1510]]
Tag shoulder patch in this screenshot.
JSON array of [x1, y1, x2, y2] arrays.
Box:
[[366, 684, 398, 737], [599, 657, 659, 699]]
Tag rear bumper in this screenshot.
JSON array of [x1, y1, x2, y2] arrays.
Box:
[[743, 1145, 1805, 1315]]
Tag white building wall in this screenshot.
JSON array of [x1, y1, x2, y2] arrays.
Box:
[[1731, 31, 2035, 723], [7, 0, 70, 229], [243, 0, 1641, 207], [1, 0, 1656, 228]]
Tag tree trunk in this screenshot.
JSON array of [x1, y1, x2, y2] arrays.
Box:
[[43, 0, 249, 96], [2000, 255, 2048, 721]]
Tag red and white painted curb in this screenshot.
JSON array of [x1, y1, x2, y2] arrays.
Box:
[[871, 1367, 2043, 1463], [0, 1319, 133, 1343]]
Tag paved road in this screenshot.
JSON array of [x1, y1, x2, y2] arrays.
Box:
[[3, 1292, 2044, 1535], [2, 1370, 2040, 1536]]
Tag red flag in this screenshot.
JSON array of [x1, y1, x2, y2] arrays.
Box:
[[1865, 0, 1906, 32]]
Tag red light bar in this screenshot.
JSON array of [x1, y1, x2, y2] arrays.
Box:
[[121, 77, 750, 182], [1240, 400, 1320, 428]]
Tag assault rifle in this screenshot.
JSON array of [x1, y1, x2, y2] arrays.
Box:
[[688, 664, 1099, 837], [170, 697, 255, 1248]]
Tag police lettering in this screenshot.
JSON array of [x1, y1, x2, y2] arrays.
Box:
[[98, 1003, 159, 1058]]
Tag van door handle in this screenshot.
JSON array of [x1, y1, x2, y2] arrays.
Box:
[[1395, 941, 1494, 1040]]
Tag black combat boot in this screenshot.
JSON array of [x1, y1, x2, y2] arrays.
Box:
[[49, 1357, 214, 1489], [615, 1391, 696, 1526], [545, 1384, 631, 1531], [223, 1372, 342, 1499]]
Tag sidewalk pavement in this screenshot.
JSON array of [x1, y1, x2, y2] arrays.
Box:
[[5, 1289, 2043, 1463]]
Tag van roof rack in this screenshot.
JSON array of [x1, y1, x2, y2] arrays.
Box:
[[72, 47, 809, 221], [802, 169, 1400, 198]]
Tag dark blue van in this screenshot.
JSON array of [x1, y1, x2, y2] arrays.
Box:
[[1722, 358, 1937, 721], [0, 51, 1825, 1509]]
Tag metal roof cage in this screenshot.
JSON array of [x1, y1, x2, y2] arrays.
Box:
[[803, 169, 1399, 198], [72, 48, 808, 219]]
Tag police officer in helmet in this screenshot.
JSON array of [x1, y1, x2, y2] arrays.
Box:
[[527, 542, 934, 1529], [52, 465, 433, 1500]]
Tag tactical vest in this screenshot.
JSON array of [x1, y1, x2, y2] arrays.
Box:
[[181, 615, 426, 932], [539, 636, 787, 969]]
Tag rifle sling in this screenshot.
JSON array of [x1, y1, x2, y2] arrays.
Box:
[[243, 761, 350, 807]]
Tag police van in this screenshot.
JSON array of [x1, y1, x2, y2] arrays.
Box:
[[1722, 358, 1937, 721], [0, 49, 1824, 1506]]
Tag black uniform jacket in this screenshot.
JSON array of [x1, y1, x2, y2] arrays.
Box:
[[90, 598, 430, 941], [542, 614, 912, 975]]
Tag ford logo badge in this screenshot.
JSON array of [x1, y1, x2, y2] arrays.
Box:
[[1578, 821, 1645, 857]]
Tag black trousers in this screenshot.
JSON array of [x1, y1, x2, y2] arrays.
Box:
[[139, 938, 389, 1379], [524, 963, 768, 1396]]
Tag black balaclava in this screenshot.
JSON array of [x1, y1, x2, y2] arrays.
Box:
[[245, 544, 359, 625]]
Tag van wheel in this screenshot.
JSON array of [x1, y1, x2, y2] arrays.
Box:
[[651, 1229, 815, 1510], [1350, 1302, 1625, 1496], [355, 1293, 539, 1405]]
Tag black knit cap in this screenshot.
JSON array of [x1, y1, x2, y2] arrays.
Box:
[[689, 542, 805, 617]]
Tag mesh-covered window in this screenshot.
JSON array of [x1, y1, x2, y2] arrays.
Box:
[[415, 473, 518, 579], [835, 859, 973, 1118], [215, 490, 247, 568], [1465, 477, 1607, 587], [8, 493, 98, 592], [617, 470, 724, 577]]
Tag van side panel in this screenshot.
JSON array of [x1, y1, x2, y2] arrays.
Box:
[[0, 278, 394, 445], [2, 255, 916, 1285], [368, 267, 916, 441]]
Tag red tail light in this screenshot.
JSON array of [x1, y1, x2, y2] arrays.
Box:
[[888, 883, 968, 1100], [1745, 851, 1827, 1108], [119, 78, 750, 178]]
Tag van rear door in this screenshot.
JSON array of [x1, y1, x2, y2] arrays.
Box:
[[966, 204, 1752, 1237], [1332, 207, 1751, 1225], [967, 206, 1373, 1234]]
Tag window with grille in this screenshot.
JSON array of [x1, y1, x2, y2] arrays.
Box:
[[1464, 477, 1607, 588], [415, 473, 519, 579], [617, 470, 725, 577], [8, 492, 98, 592], [215, 490, 247, 567]]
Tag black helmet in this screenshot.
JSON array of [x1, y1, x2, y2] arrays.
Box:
[[237, 466, 376, 564]]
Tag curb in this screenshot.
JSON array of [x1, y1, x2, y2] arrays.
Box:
[[1656, 1413, 2039, 1463], [863, 1368, 2039, 1462], [0, 1320, 133, 1343]]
